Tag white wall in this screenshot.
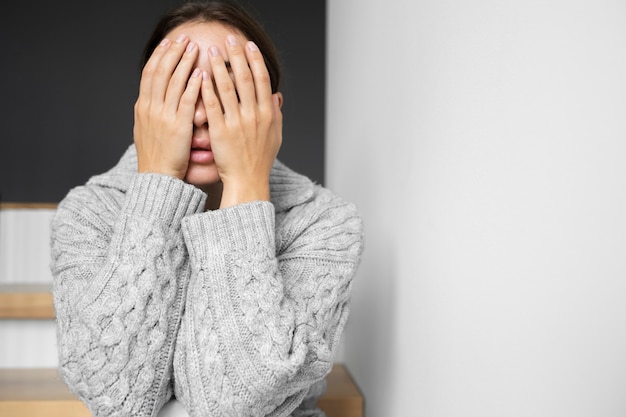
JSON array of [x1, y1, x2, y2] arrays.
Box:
[[327, 1, 626, 416], [0, 209, 58, 368], [0, 209, 55, 285]]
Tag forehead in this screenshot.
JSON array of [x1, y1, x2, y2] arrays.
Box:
[[166, 21, 248, 68], [166, 21, 247, 46]]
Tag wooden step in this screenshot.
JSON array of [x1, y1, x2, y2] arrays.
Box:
[[0, 368, 89, 417], [319, 364, 364, 417], [0, 364, 363, 417], [0, 284, 54, 319], [0, 203, 58, 209]]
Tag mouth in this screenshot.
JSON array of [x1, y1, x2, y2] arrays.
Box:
[[189, 144, 214, 164], [191, 135, 211, 151]]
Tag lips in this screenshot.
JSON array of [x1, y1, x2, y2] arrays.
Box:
[[189, 138, 214, 164], [191, 137, 211, 151]]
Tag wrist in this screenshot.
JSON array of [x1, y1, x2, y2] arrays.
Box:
[[219, 178, 270, 209], [137, 161, 186, 180]]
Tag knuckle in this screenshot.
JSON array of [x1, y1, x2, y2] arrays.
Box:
[[179, 92, 195, 107], [258, 106, 273, 121], [218, 80, 235, 95], [133, 102, 141, 117], [228, 46, 244, 57], [255, 71, 271, 85], [237, 69, 253, 83], [242, 111, 258, 126], [153, 65, 167, 78], [134, 99, 148, 116], [205, 96, 222, 111], [162, 111, 176, 124], [141, 64, 154, 79]]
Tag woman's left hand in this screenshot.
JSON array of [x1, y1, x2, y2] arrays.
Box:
[[201, 35, 283, 208]]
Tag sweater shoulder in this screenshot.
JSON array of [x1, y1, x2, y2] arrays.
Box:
[[275, 183, 364, 260], [54, 144, 135, 223], [52, 181, 125, 240]]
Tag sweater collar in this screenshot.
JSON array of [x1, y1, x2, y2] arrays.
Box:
[[87, 144, 315, 212]]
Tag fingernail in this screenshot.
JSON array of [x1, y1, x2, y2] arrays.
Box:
[[202, 70, 209, 80], [246, 41, 258, 52], [160, 38, 170, 47], [176, 34, 187, 43], [209, 45, 220, 57], [192, 68, 201, 78], [186, 42, 196, 53], [227, 35, 238, 46]]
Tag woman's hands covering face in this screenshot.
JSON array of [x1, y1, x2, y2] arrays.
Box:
[[134, 34, 202, 181], [133, 32, 283, 207], [202, 35, 282, 207]]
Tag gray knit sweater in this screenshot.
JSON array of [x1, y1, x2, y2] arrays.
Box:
[[50, 145, 364, 417]]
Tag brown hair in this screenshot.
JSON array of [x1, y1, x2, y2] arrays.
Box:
[[141, 0, 281, 93]]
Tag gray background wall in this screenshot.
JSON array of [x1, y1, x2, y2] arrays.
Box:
[[0, 0, 325, 202]]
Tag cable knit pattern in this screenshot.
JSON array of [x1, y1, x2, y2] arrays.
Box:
[[50, 144, 364, 417]]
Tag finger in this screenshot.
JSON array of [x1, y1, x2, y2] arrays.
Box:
[[224, 35, 256, 110], [208, 44, 240, 119], [137, 38, 171, 103], [164, 40, 199, 113], [245, 41, 273, 112], [200, 70, 226, 130], [150, 34, 191, 104], [178, 68, 203, 126]]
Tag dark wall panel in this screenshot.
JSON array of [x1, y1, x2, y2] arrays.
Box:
[[0, 0, 325, 202]]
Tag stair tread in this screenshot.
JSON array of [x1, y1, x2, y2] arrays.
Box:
[[0, 284, 363, 415], [0, 364, 362, 416], [0, 368, 74, 401], [0, 283, 51, 293], [0, 284, 54, 319]]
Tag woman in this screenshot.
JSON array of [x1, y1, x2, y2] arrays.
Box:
[[50, 1, 364, 416]]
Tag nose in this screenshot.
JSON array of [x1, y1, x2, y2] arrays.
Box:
[[193, 97, 208, 127]]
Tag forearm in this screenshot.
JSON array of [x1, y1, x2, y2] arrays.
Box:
[[52, 173, 206, 417], [175, 200, 361, 416]]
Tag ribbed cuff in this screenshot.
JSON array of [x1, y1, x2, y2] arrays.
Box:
[[124, 173, 206, 228], [182, 201, 275, 260]]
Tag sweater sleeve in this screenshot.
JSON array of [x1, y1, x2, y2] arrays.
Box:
[[174, 189, 364, 416], [50, 173, 205, 417]]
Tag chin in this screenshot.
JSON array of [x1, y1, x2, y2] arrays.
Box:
[[184, 165, 221, 190]]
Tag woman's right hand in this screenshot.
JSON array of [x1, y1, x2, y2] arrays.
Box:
[[133, 34, 202, 180]]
